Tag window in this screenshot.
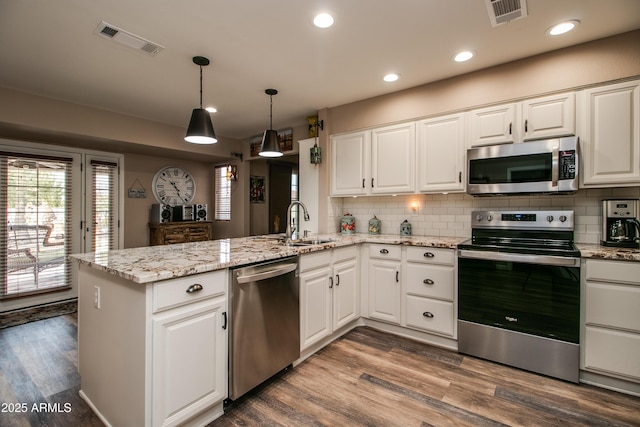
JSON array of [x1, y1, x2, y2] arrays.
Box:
[[214, 165, 231, 220], [89, 160, 119, 253], [0, 153, 73, 299]]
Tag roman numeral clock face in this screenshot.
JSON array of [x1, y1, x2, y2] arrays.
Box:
[[152, 166, 196, 205]]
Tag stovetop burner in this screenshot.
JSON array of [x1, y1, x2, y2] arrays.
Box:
[[458, 210, 580, 257]]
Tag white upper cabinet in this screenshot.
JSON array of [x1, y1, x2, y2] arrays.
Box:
[[469, 92, 575, 147], [579, 79, 640, 187], [330, 123, 415, 196], [416, 113, 466, 193], [469, 103, 517, 147], [370, 123, 415, 194], [330, 131, 370, 196]]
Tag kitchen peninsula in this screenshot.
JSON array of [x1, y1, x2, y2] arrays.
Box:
[[71, 234, 640, 426], [70, 233, 461, 427]]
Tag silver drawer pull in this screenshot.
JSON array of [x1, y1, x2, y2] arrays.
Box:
[[380, 248, 389, 254], [423, 312, 434, 318], [423, 252, 435, 258], [423, 279, 434, 285], [186, 284, 203, 293]]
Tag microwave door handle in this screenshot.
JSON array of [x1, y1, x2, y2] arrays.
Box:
[[551, 145, 559, 187]]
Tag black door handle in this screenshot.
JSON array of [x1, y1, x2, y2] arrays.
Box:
[[186, 284, 203, 293], [222, 312, 227, 330], [423, 279, 434, 285], [423, 312, 434, 318]]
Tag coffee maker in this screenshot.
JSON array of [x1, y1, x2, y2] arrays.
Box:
[[601, 199, 640, 248]]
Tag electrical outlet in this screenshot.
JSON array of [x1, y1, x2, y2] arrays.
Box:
[[94, 286, 101, 309]]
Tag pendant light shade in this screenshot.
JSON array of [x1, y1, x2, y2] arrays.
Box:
[[259, 89, 283, 157], [185, 56, 217, 144]]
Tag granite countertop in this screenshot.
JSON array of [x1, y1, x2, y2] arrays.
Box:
[[575, 243, 640, 262], [70, 233, 464, 284]]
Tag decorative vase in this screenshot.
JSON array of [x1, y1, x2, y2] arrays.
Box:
[[340, 213, 356, 234], [368, 215, 381, 235], [400, 219, 412, 236]]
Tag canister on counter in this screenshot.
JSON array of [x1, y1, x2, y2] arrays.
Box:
[[368, 215, 381, 235], [400, 219, 412, 236], [340, 213, 356, 234]]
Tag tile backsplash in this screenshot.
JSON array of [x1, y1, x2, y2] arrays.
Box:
[[329, 187, 640, 244]]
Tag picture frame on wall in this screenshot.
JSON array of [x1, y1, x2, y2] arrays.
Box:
[[249, 128, 293, 158], [250, 176, 265, 203]]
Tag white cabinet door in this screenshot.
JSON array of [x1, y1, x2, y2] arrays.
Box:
[[416, 113, 465, 192], [371, 123, 415, 194], [333, 257, 359, 330], [522, 92, 575, 141], [368, 259, 401, 324], [469, 103, 517, 147], [330, 131, 369, 196], [299, 265, 333, 350], [580, 80, 640, 186], [152, 296, 227, 427]]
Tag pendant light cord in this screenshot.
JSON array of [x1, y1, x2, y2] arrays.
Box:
[[269, 93, 273, 130], [199, 65, 203, 108]]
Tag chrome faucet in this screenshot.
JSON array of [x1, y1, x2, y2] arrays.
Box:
[[285, 201, 310, 242]]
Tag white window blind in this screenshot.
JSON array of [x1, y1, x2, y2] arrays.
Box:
[[90, 160, 118, 253], [214, 165, 231, 221], [0, 152, 73, 299]]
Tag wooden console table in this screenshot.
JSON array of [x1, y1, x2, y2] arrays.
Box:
[[149, 221, 212, 245]]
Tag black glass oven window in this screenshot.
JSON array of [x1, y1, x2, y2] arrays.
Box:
[[458, 258, 579, 343], [469, 153, 552, 184]]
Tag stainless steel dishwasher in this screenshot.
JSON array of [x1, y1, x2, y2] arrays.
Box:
[[228, 256, 300, 401]]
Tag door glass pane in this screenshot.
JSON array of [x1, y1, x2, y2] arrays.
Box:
[[1, 154, 72, 298]]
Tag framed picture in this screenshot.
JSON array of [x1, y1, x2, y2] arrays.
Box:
[[250, 176, 265, 203], [249, 128, 294, 158]]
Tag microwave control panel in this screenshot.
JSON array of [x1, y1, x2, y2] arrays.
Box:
[[559, 150, 576, 179]]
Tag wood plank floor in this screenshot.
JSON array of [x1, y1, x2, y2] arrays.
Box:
[[215, 327, 640, 427], [1, 315, 639, 426]]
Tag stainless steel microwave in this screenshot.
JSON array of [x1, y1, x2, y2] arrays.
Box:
[[466, 137, 579, 196]]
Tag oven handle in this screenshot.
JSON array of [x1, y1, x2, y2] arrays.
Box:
[[458, 249, 580, 267]]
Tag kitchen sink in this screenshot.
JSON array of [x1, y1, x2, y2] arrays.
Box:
[[282, 239, 333, 247]]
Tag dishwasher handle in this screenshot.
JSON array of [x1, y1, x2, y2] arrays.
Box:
[[236, 262, 298, 284]]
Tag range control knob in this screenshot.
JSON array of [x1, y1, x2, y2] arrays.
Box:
[[559, 215, 567, 222], [546, 215, 554, 222], [487, 215, 493, 221], [475, 214, 483, 222]]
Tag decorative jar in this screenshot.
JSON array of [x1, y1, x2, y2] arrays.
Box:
[[400, 219, 412, 236], [368, 215, 381, 235], [340, 213, 356, 234]]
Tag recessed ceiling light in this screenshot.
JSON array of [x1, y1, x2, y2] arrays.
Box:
[[313, 13, 334, 28], [205, 107, 217, 113], [383, 73, 400, 82], [547, 20, 580, 36], [454, 51, 475, 62]]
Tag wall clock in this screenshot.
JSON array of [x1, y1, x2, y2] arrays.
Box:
[[152, 166, 196, 205]]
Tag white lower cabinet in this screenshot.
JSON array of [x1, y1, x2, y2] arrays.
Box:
[[300, 246, 359, 350], [152, 296, 227, 427], [583, 259, 640, 382], [367, 244, 402, 324], [403, 247, 456, 337]]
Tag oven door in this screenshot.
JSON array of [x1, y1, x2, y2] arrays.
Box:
[[458, 250, 580, 343]]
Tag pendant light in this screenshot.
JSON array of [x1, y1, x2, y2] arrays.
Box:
[[259, 89, 283, 157], [185, 56, 217, 144]]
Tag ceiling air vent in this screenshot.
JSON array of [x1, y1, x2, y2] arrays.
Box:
[[485, 0, 528, 27], [94, 21, 164, 56]]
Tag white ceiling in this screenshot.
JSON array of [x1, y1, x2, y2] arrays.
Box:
[[1, 0, 639, 141]]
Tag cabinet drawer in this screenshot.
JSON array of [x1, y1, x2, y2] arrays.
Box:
[[405, 295, 454, 336], [584, 326, 640, 381], [585, 260, 640, 285], [153, 270, 227, 313], [333, 245, 357, 262], [299, 251, 331, 272], [406, 246, 454, 265], [405, 264, 454, 300], [586, 281, 640, 333], [369, 244, 401, 260]]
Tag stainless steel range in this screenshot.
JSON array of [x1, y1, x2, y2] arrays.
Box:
[[457, 210, 581, 383]]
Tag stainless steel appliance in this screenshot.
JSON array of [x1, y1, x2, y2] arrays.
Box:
[[457, 210, 581, 383], [228, 257, 300, 401], [602, 199, 640, 249], [466, 137, 578, 196]]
